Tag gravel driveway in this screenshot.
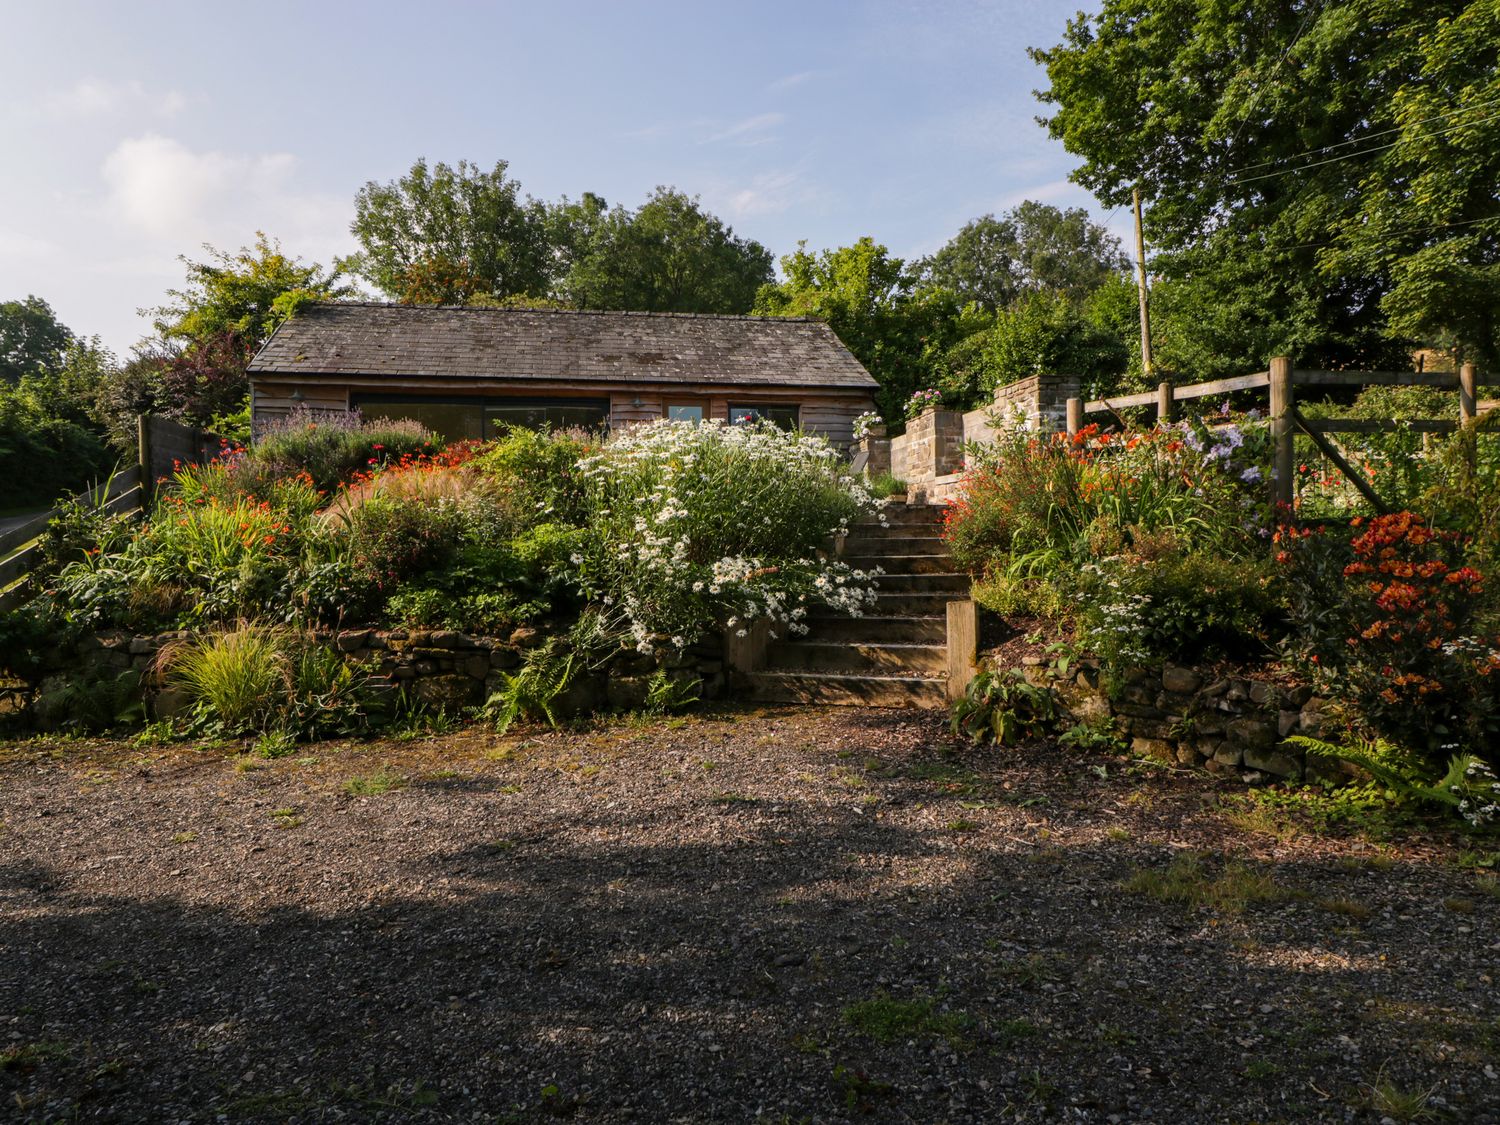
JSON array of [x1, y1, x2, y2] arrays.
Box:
[[2, 707, 1497, 1122]]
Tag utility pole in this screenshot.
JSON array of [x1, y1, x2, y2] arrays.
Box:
[[1133, 187, 1154, 380]]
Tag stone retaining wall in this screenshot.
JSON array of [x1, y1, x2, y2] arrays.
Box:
[[71, 627, 726, 724], [1009, 657, 1347, 783]]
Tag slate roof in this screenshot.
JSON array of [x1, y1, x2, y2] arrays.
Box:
[[248, 303, 878, 390]]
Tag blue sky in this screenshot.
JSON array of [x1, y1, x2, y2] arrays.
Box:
[[0, 0, 1119, 354]]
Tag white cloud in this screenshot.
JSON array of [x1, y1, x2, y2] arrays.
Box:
[[101, 133, 300, 237], [767, 71, 817, 93], [47, 79, 187, 119], [718, 169, 832, 220], [703, 113, 785, 145]]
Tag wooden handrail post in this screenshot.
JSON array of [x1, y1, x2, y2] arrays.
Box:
[[1156, 381, 1174, 425], [137, 414, 153, 505], [1066, 396, 1082, 436], [1269, 356, 1295, 510], [1459, 362, 1478, 425]]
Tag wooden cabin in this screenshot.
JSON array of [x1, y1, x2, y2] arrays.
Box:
[[246, 303, 878, 444]]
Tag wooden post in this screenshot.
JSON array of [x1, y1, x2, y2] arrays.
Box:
[[945, 600, 978, 703], [1066, 396, 1082, 436], [1133, 187, 1153, 379], [1269, 356, 1295, 510], [1156, 381, 1174, 425], [136, 414, 153, 504], [1460, 362, 1478, 425]]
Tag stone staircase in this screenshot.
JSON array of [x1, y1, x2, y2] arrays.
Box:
[[746, 504, 968, 708]]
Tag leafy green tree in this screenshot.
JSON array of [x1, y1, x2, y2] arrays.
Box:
[[560, 188, 773, 313], [755, 238, 962, 418], [1031, 0, 1478, 371], [151, 232, 355, 347], [918, 203, 1127, 309], [0, 295, 74, 384], [349, 158, 553, 303]]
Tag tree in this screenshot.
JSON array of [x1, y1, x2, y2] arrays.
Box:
[[918, 203, 1127, 309], [755, 238, 961, 418], [151, 233, 355, 349], [144, 234, 353, 431], [1030, 0, 1484, 370], [560, 188, 773, 313], [0, 295, 73, 384], [349, 158, 553, 303]]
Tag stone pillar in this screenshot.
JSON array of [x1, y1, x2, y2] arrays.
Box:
[[856, 426, 891, 479], [989, 374, 1081, 433]]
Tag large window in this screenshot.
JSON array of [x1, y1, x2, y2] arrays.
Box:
[[353, 395, 608, 441], [729, 403, 800, 431]]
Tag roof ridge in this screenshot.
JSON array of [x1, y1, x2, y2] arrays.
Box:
[[307, 300, 819, 324]]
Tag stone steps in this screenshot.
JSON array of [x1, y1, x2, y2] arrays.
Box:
[[746, 503, 964, 709], [846, 552, 956, 575], [746, 670, 948, 709], [805, 616, 947, 644], [764, 640, 947, 675]]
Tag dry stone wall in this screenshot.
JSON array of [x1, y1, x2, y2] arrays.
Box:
[[1010, 656, 1348, 783], [64, 627, 725, 726]]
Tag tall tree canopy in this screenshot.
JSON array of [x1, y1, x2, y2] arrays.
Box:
[[1031, 0, 1499, 371], [917, 202, 1127, 309], [755, 238, 961, 418], [0, 295, 74, 384], [349, 159, 553, 304], [558, 188, 773, 313], [151, 233, 354, 348]]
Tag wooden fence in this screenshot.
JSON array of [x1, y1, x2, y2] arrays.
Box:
[[0, 415, 221, 611], [1071, 358, 1494, 511]]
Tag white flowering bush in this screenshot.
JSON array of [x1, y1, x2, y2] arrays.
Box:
[[576, 420, 880, 653], [851, 411, 883, 441]]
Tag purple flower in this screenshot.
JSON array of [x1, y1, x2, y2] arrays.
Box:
[[1240, 466, 1262, 484]]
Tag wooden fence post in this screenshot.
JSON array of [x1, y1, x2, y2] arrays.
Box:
[[946, 600, 978, 702], [1156, 381, 1174, 425], [1460, 362, 1478, 425], [1269, 356, 1295, 509], [1066, 396, 1082, 436], [137, 414, 153, 504]]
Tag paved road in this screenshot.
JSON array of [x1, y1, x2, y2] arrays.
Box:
[[0, 509, 46, 540]]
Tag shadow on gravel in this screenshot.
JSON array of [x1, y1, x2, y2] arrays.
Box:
[[2, 715, 1496, 1123]]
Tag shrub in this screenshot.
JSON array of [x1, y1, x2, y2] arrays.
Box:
[[1077, 544, 1277, 672], [158, 625, 371, 737], [950, 668, 1058, 745], [160, 626, 289, 734], [472, 427, 596, 527], [577, 419, 878, 652], [30, 667, 144, 732], [253, 408, 438, 492]]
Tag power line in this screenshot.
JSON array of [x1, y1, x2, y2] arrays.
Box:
[[1264, 213, 1500, 256], [1228, 90, 1500, 177], [1224, 106, 1500, 186]]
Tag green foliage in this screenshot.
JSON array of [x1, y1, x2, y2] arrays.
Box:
[[253, 410, 439, 493], [972, 290, 1129, 396], [160, 625, 371, 739], [915, 202, 1128, 310], [1122, 852, 1285, 914], [0, 372, 117, 508], [1078, 546, 1276, 670], [472, 426, 596, 524], [578, 420, 875, 650], [485, 611, 610, 732], [863, 473, 906, 500], [643, 668, 701, 715], [0, 295, 73, 383], [349, 159, 553, 304], [557, 187, 773, 313], [1058, 714, 1127, 753], [754, 237, 962, 420], [150, 233, 355, 348], [1030, 0, 1487, 371], [950, 668, 1058, 745], [1289, 735, 1500, 831], [162, 626, 289, 734], [30, 667, 144, 733], [841, 993, 974, 1046]]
